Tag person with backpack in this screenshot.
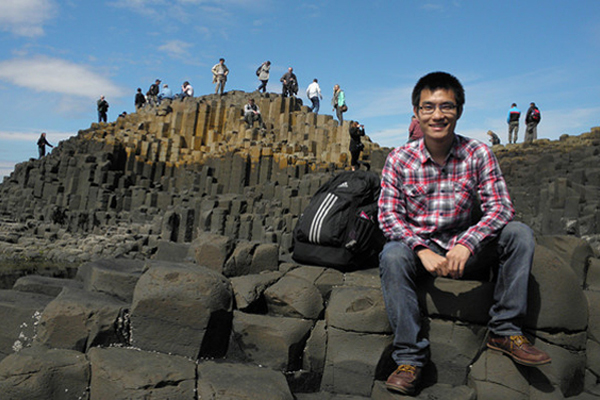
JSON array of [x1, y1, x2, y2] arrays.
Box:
[[147, 79, 161, 106], [525, 102, 541, 143], [378, 72, 550, 396], [97, 95, 109, 123], [256, 61, 270, 93]]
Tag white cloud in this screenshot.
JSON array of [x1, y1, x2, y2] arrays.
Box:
[[158, 40, 194, 59], [354, 85, 413, 120], [0, 0, 57, 37], [0, 57, 126, 100]]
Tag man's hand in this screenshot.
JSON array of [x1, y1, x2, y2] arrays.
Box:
[[416, 248, 448, 277], [445, 244, 471, 279]]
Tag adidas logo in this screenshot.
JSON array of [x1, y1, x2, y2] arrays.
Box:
[[338, 182, 349, 188]]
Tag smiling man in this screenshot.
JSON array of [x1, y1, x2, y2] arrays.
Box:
[[377, 72, 550, 395]]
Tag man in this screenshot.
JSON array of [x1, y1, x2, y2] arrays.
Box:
[[158, 84, 173, 103], [378, 72, 550, 396], [306, 78, 323, 114], [257, 61, 270, 93], [507, 103, 520, 144], [243, 98, 263, 128], [147, 79, 161, 106], [97, 96, 109, 123], [212, 58, 229, 95], [135, 88, 146, 109], [37, 132, 53, 158], [331, 84, 346, 124], [280, 67, 297, 98], [525, 102, 541, 143]]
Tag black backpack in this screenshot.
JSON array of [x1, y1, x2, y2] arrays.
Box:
[[292, 170, 385, 271]]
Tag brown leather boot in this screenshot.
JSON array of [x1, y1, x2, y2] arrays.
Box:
[[487, 333, 551, 366], [385, 364, 421, 395]]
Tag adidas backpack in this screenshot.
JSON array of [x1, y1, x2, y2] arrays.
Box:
[[292, 170, 385, 271]]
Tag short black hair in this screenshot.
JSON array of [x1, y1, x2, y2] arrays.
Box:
[[412, 72, 465, 113]]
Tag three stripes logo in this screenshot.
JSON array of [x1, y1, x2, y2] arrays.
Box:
[[308, 193, 338, 243]]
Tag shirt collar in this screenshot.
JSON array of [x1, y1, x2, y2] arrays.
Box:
[[418, 134, 465, 165]]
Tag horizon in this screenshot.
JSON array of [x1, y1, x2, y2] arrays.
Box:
[[1, 1, 599, 178]]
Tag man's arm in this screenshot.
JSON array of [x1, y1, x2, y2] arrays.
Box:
[[455, 145, 514, 254]]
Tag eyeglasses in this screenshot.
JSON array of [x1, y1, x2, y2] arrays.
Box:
[[418, 102, 458, 115]]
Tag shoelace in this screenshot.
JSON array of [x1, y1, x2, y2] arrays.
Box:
[[509, 335, 530, 348], [395, 364, 417, 375]]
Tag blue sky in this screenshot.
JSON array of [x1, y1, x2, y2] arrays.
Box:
[[1, 0, 599, 178]]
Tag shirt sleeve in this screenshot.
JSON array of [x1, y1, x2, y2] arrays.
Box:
[[378, 150, 428, 249], [455, 145, 514, 253]]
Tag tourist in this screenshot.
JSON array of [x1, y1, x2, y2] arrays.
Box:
[[181, 81, 194, 98], [280, 67, 298, 98], [257, 61, 271, 93], [408, 115, 423, 142], [331, 84, 346, 124], [97, 95, 109, 123], [306, 79, 323, 115], [349, 121, 366, 171], [378, 71, 551, 396], [487, 130, 501, 145], [212, 58, 229, 95], [135, 88, 146, 109], [243, 98, 263, 128], [147, 79, 161, 106], [158, 84, 173, 103], [37, 132, 53, 158], [525, 102, 541, 143], [507, 103, 520, 144]]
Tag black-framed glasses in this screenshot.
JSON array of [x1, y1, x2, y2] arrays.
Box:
[[419, 102, 457, 115]]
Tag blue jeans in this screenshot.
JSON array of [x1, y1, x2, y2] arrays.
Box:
[[379, 221, 534, 367], [309, 97, 320, 114]]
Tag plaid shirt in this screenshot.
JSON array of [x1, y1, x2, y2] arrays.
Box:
[[378, 134, 514, 254]]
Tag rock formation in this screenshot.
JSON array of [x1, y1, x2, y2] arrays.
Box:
[[0, 91, 599, 399]]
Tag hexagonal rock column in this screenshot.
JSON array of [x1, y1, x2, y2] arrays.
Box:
[[130, 261, 232, 359]]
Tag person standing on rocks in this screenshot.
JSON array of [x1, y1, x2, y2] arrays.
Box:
[[378, 71, 551, 396], [97, 95, 109, 123], [332, 84, 346, 124], [349, 121, 367, 171], [280, 67, 298, 98], [507, 103, 520, 144], [257, 61, 270, 93], [135, 88, 146, 109], [37, 132, 53, 158], [525, 102, 541, 143], [212, 58, 229, 95], [306, 78, 323, 114]]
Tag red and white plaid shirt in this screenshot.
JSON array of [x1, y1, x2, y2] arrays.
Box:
[[378, 134, 514, 254]]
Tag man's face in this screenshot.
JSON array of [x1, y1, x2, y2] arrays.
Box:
[[414, 88, 461, 143]]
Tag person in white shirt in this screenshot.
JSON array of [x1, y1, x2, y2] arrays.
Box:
[[211, 58, 229, 95], [306, 79, 323, 114], [243, 98, 263, 128]]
